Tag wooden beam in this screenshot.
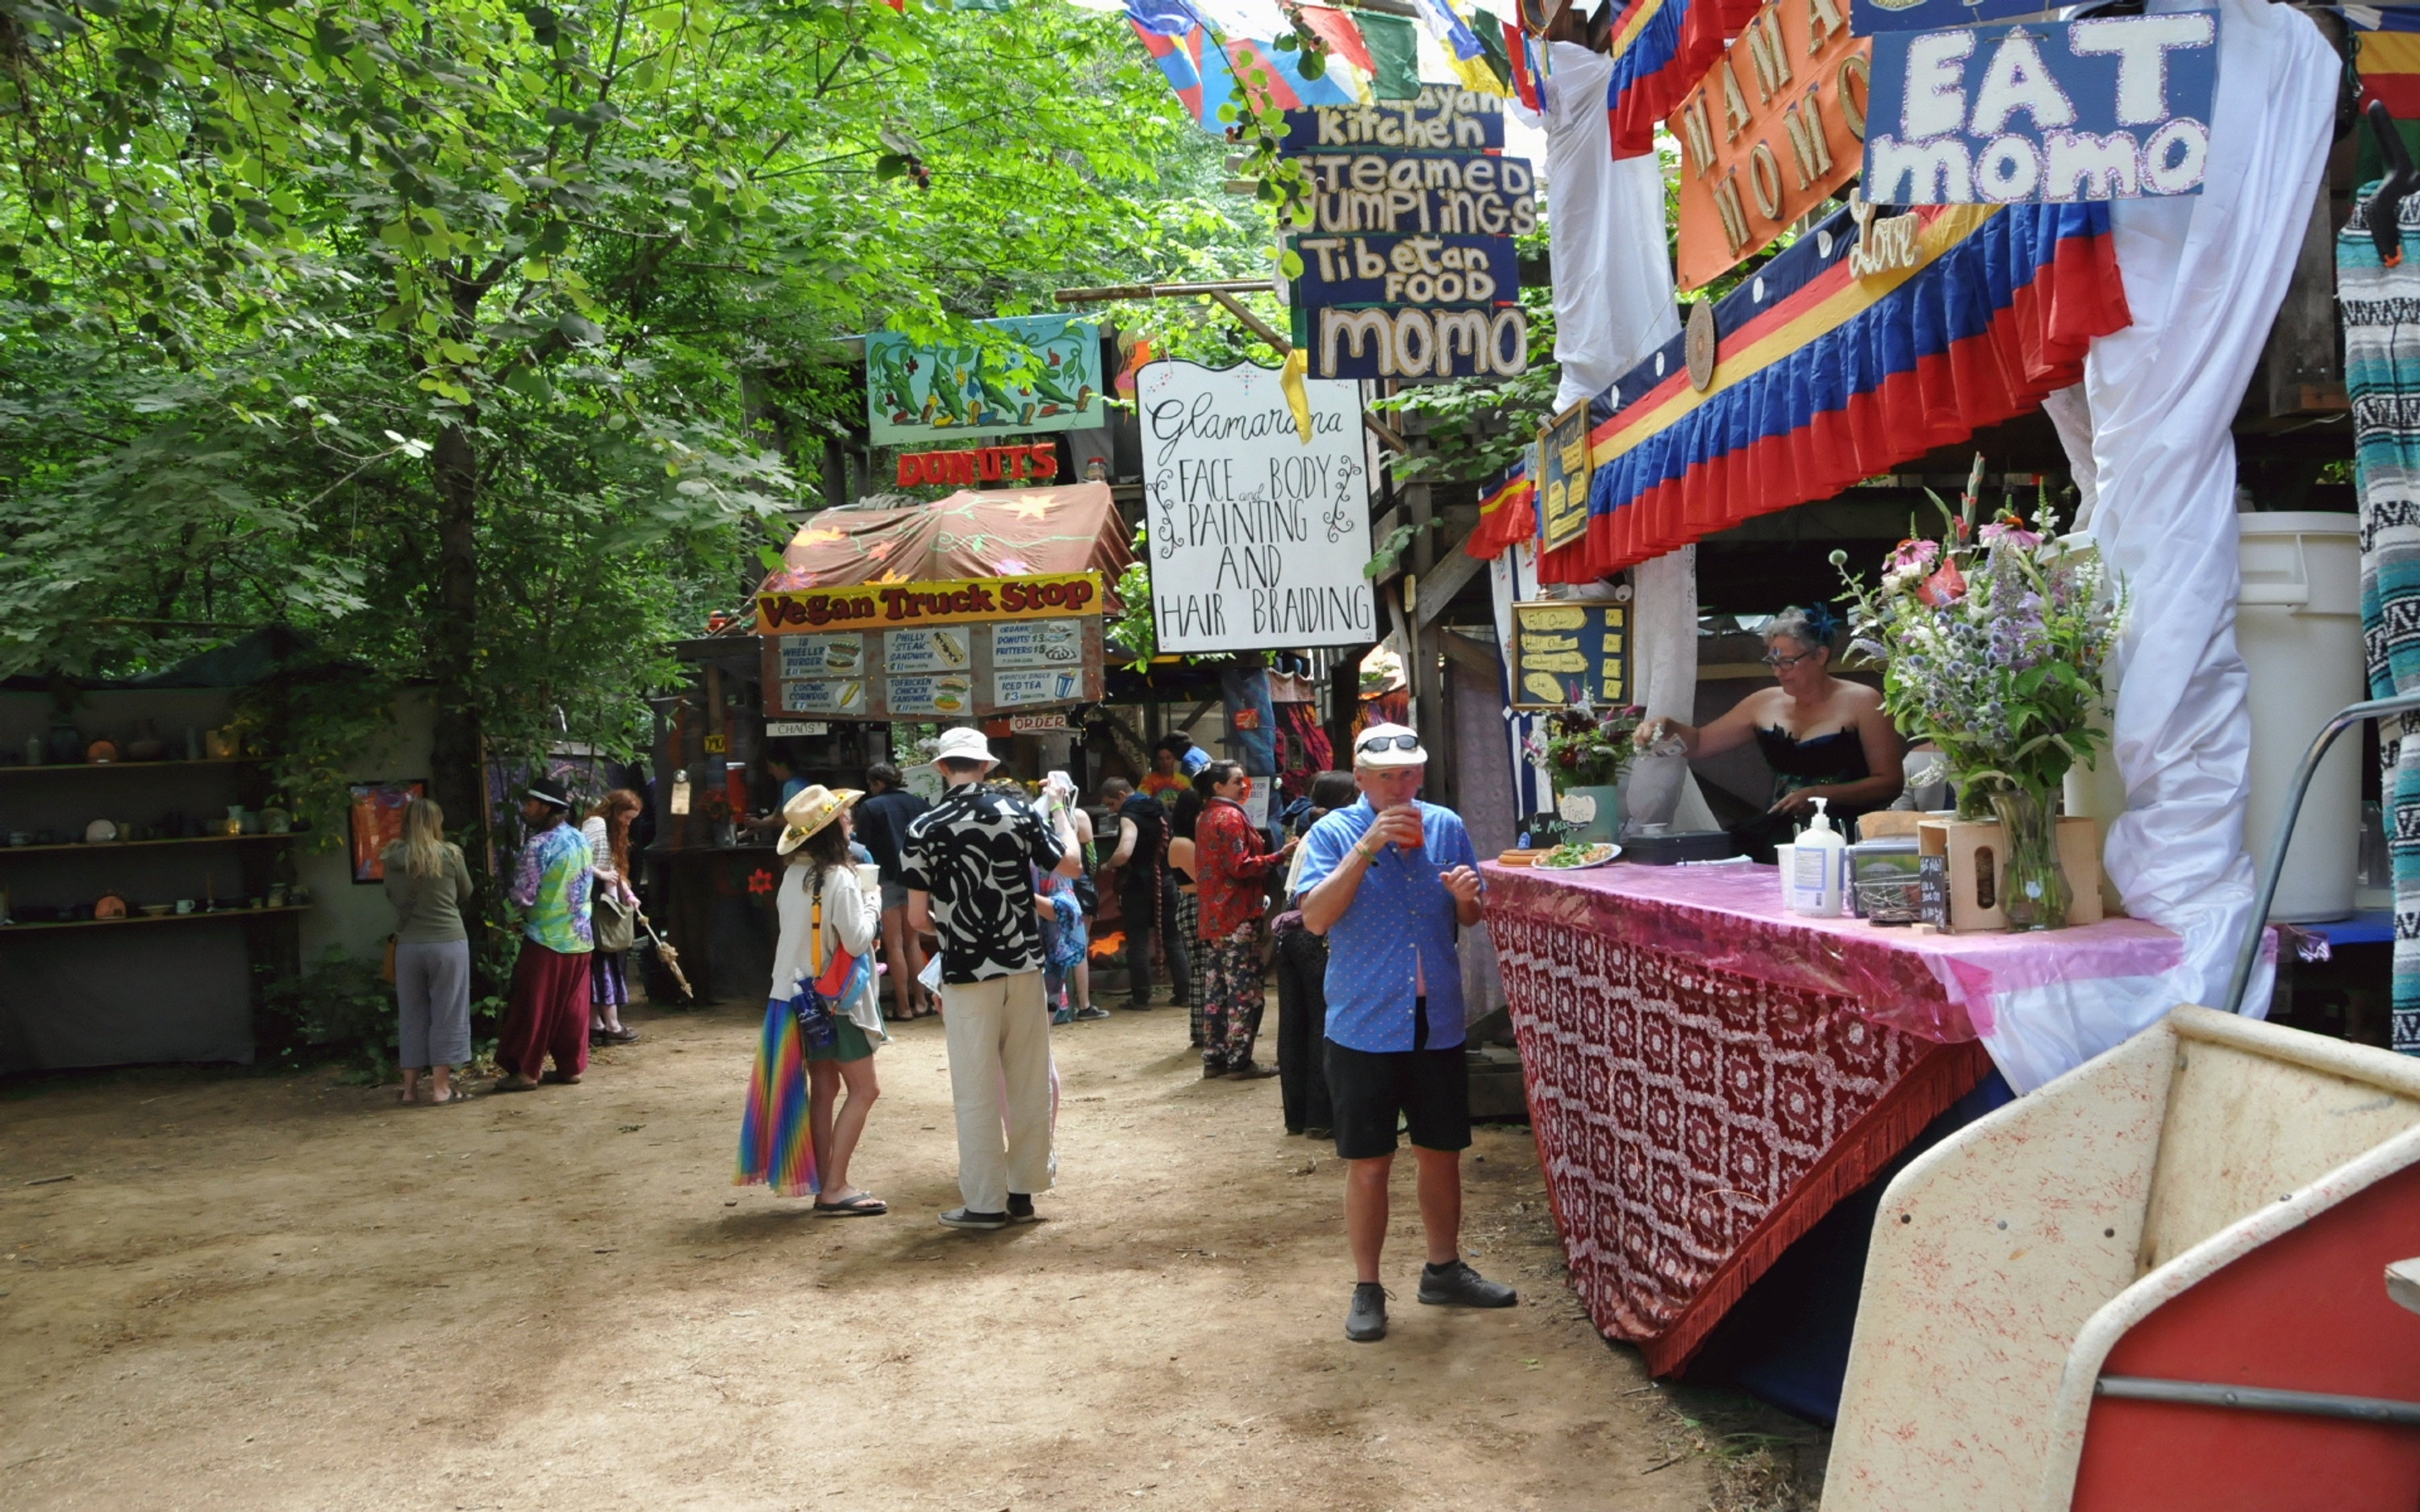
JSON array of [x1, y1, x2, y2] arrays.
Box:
[[1437, 626, 1500, 679], [1413, 532, 1487, 628]]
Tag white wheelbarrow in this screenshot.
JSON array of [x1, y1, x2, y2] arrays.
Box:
[[1825, 695, 2420, 1511]]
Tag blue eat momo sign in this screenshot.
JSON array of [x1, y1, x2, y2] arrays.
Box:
[[1861, 12, 2220, 204], [1852, 0, 2058, 36]]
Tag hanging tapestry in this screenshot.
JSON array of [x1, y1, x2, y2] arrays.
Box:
[[2343, 181, 2420, 1056]]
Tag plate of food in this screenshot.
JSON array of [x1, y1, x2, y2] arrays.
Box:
[[1535, 840, 1621, 870]]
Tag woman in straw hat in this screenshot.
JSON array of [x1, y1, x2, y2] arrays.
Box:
[[757, 784, 891, 1214]]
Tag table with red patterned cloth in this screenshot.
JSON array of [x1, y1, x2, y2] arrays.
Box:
[[1481, 860, 2194, 1376]]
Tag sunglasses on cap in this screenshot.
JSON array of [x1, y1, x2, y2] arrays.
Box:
[[1358, 734, 1421, 754]]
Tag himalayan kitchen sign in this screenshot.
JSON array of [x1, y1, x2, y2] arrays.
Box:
[[1279, 92, 1533, 383], [1671, 0, 1870, 291], [756, 572, 1106, 721]]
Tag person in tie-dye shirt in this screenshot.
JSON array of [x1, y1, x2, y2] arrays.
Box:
[[494, 777, 596, 1092]]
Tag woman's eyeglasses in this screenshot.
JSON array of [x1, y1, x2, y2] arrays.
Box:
[[1762, 650, 1816, 671], [1357, 735, 1421, 754]]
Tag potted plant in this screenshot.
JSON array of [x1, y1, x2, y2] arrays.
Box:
[[1526, 702, 1645, 844], [1834, 466, 2124, 930]]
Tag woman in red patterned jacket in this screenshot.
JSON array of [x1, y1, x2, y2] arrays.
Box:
[[1191, 761, 1298, 1081]]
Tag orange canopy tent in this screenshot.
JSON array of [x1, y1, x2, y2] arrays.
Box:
[[757, 482, 1133, 598]]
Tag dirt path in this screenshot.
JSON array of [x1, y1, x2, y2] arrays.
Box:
[[1, 998, 1723, 1511]]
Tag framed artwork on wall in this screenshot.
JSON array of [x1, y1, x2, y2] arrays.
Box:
[[349, 781, 426, 884]]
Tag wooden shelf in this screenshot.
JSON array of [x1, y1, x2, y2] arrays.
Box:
[[0, 903, 311, 933], [0, 757, 261, 778], [0, 832, 307, 856]]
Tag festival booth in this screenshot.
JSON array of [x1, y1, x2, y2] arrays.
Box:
[[646, 482, 1129, 1002], [1461, 0, 2347, 1424]]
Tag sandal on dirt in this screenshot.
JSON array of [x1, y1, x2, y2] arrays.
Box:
[[492, 1074, 540, 1093], [598, 1027, 640, 1044], [540, 1070, 582, 1085], [813, 1193, 889, 1217]]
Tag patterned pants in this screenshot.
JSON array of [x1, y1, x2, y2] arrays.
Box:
[[1200, 924, 1266, 1072], [2344, 188, 2420, 1053], [1178, 889, 1203, 1043]]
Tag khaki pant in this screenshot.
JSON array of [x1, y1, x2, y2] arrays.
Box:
[[939, 971, 1055, 1213]]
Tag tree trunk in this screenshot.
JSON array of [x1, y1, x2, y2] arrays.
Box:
[[428, 415, 485, 867], [428, 269, 494, 873]]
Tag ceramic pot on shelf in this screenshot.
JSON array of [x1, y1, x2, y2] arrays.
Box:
[[124, 719, 164, 762]]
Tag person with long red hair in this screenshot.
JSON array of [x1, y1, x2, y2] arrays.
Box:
[[583, 788, 646, 1046]]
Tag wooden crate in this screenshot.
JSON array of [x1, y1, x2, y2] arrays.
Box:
[[1917, 816, 2104, 932]]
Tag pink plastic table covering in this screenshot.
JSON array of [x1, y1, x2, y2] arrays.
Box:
[[1479, 860, 2198, 1043]]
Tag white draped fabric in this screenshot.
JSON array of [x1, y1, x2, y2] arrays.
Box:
[[2063, 0, 2333, 1069], [1541, 40, 1700, 827]]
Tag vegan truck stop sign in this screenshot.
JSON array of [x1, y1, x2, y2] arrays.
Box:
[[1135, 360, 1377, 653], [1860, 12, 2218, 204]]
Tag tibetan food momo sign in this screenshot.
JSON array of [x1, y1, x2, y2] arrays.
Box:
[[1861, 13, 2218, 204], [1670, 0, 1871, 291], [1280, 104, 1535, 382], [864, 314, 1104, 446], [1134, 360, 1376, 653], [757, 572, 1105, 722]]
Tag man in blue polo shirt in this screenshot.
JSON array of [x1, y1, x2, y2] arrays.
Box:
[[1296, 723, 1516, 1343]]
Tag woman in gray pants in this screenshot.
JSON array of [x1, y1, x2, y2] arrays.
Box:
[[382, 797, 476, 1105]]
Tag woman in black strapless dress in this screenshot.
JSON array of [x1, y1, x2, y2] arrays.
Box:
[[1634, 606, 1905, 863]]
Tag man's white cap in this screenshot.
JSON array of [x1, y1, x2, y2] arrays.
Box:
[[925, 726, 1000, 772], [1350, 722, 1426, 768]]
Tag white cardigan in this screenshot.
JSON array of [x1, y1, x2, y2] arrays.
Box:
[[770, 862, 885, 1037]]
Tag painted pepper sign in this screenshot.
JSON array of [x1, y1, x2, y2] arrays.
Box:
[[1135, 360, 1376, 653], [1670, 0, 1871, 291], [1861, 13, 2219, 205]]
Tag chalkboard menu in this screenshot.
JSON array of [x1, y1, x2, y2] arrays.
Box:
[[1537, 400, 1592, 553], [1508, 600, 1629, 710]]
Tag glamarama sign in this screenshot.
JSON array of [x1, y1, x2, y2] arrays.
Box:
[[1861, 12, 2218, 204]]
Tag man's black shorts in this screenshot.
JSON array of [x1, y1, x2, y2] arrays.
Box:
[[1324, 1038, 1471, 1160]]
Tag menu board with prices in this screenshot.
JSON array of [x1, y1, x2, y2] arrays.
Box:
[[761, 607, 1104, 722], [1508, 601, 1629, 710]]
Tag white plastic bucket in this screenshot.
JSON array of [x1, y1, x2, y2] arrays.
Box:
[[2237, 513, 2365, 923]]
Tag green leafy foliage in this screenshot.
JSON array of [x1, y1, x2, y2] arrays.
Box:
[[0, 0, 1269, 852]]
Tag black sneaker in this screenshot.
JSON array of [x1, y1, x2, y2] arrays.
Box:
[[1417, 1258, 1517, 1308], [1007, 1193, 1041, 1223], [1346, 1282, 1388, 1342], [938, 1207, 1008, 1231], [1074, 1006, 1112, 1021]]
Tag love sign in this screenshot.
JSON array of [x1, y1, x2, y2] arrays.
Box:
[[1861, 12, 2218, 204]]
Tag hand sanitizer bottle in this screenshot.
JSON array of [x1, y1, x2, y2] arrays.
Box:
[[1782, 796, 1847, 918]]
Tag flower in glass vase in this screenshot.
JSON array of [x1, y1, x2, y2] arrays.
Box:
[[1525, 702, 1646, 790], [1834, 468, 2125, 930]]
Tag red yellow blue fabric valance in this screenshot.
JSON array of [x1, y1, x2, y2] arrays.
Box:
[[1465, 460, 1535, 560], [1603, 0, 1763, 158], [1538, 200, 2130, 584]]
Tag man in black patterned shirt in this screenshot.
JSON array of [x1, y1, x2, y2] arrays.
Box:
[[903, 727, 1082, 1231]]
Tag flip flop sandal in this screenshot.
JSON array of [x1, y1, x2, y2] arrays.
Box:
[[812, 1193, 889, 1217], [492, 1076, 540, 1093]]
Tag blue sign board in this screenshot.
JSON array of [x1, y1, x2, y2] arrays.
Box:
[[1285, 149, 1537, 239], [1287, 232, 1517, 307], [1277, 89, 1506, 152], [1852, 0, 2058, 36], [1861, 12, 2219, 204]]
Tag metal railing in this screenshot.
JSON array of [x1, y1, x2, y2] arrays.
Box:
[[2220, 691, 2420, 1017]]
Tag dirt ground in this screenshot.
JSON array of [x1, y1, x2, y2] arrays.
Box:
[[0, 996, 1818, 1512]]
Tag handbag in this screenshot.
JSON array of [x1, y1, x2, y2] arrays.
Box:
[[592, 877, 636, 952], [788, 885, 869, 1054]]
